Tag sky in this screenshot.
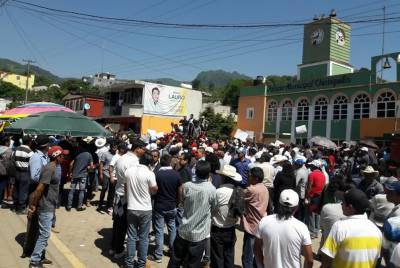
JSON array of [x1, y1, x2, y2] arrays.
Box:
[[0, 0, 399, 82]]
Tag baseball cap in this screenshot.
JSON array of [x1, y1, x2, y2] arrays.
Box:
[[384, 177, 400, 193], [361, 147, 369, 152], [279, 189, 299, 208], [205, 147, 214, 153], [48, 146, 69, 158], [294, 158, 305, 166]]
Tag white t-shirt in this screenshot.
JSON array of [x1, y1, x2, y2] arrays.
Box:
[[114, 152, 139, 196], [391, 243, 400, 267], [125, 164, 157, 211], [109, 153, 121, 178], [256, 214, 311, 268]]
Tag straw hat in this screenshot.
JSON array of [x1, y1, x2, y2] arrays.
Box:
[[361, 166, 379, 176], [216, 165, 242, 182]]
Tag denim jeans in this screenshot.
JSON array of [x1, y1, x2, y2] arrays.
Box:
[[306, 210, 320, 237], [125, 210, 152, 268], [98, 174, 110, 208], [175, 207, 184, 228], [67, 177, 86, 209], [153, 208, 177, 259], [242, 232, 262, 268], [30, 211, 53, 263]]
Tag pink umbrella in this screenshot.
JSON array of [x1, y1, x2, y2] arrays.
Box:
[[0, 102, 75, 119]]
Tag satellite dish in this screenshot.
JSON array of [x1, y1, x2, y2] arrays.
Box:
[[84, 103, 91, 110]]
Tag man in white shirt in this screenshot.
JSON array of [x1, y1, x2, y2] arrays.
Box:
[[211, 165, 242, 268], [110, 139, 145, 258], [124, 151, 158, 268], [255, 189, 313, 268]]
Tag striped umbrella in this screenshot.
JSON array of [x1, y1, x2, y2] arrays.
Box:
[[0, 102, 74, 119]]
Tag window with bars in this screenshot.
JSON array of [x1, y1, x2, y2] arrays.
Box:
[[314, 97, 328, 120], [246, 107, 254, 119], [333, 95, 348, 120], [267, 101, 278, 121], [377, 91, 396, 118], [281, 100, 293, 121], [297, 99, 309, 121], [353, 94, 370, 119]]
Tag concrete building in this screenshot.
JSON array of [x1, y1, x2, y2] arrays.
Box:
[[63, 93, 104, 118], [0, 71, 35, 90], [82, 72, 126, 88], [237, 15, 400, 144], [0, 98, 12, 112], [202, 101, 232, 118], [98, 80, 202, 134]]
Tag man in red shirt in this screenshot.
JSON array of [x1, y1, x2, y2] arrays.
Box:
[[306, 160, 326, 239]]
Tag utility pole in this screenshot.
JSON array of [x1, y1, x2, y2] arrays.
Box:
[[380, 4, 386, 82], [22, 59, 35, 104]]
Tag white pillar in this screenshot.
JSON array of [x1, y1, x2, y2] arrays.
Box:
[[346, 103, 353, 141], [308, 105, 314, 140], [291, 107, 297, 143], [370, 101, 377, 118], [276, 107, 282, 137], [326, 104, 333, 139]]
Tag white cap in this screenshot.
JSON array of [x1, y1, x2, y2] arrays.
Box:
[[205, 147, 214, 153], [279, 189, 299, 207], [361, 147, 369, 152], [309, 159, 322, 168], [95, 138, 107, 148]]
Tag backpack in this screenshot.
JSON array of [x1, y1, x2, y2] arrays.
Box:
[[228, 186, 245, 218]]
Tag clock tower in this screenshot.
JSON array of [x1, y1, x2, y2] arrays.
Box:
[[298, 15, 353, 80]]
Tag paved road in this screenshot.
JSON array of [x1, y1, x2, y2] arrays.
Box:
[[0, 190, 322, 268]]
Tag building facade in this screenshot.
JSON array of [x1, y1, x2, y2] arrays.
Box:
[[98, 80, 202, 134], [0, 71, 35, 90], [238, 16, 400, 144], [63, 93, 104, 118]]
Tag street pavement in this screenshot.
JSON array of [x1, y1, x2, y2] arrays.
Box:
[[0, 190, 322, 268]]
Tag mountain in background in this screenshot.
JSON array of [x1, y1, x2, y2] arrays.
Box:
[[193, 69, 252, 90], [0, 58, 63, 85]]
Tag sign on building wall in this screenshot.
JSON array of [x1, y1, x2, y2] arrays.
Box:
[[143, 82, 187, 116]]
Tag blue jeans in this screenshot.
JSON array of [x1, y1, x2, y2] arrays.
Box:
[[153, 208, 177, 259], [306, 210, 320, 237], [175, 207, 184, 228], [242, 232, 262, 268], [67, 177, 86, 208], [125, 210, 152, 268], [30, 211, 53, 263]]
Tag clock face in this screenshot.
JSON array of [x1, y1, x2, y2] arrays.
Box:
[[336, 29, 345, 46], [311, 28, 324, 45]]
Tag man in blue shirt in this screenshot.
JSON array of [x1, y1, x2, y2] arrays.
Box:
[[230, 148, 251, 187]]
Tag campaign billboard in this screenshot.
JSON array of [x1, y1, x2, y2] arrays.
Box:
[[143, 82, 187, 116]]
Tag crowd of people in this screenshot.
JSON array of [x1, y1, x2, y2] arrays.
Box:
[[1, 120, 400, 268]]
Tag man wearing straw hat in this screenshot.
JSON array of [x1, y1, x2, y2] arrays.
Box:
[[358, 166, 384, 199], [210, 165, 242, 268]]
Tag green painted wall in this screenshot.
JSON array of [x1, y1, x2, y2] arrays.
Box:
[[279, 121, 291, 134], [329, 22, 351, 64], [331, 63, 352, 76], [312, 121, 326, 137], [331, 120, 347, 140], [265, 121, 276, 134], [351, 120, 360, 140], [300, 64, 327, 80], [240, 85, 265, 96]]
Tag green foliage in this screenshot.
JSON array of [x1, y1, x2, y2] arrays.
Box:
[[201, 106, 236, 140], [0, 81, 24, 101], [193, 70, 252, 90], [264, 75, 297, 88], [221, 79, 253, 113]]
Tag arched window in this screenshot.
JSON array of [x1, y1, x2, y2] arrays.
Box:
[[353, 94, 370, 119], [314, 97, 328, 120], [377, 91, 396, 118], [297, 99, 309, 121], [267, 101, 278, 121], [333, 95, 348, 120], [281, 100, 293, 121]]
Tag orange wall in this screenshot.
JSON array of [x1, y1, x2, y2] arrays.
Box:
[[141, 115, 181, 135], [360, 118, 397, 138], [237, 96, 266, 142]]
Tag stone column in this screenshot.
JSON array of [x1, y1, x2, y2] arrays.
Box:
[[346, 103, 353, 141], [326, 104, 333, 139], [291, 107, 297, 143], [276, 107, 282, 137], [308, 105, 314, 140]]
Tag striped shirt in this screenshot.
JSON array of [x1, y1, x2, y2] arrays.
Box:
[[178, 180, 217, 242], [14, 145, 33, 172], [321, 214, 382, 268]]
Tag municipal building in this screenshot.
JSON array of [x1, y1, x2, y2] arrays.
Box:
[[237, 15, 400, 144]]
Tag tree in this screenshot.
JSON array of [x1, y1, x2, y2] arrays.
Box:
[[192, 78, 201, 90], [221, 79, 252, 113], [0, 81, 24, 101], [201, 106, 236, 140]]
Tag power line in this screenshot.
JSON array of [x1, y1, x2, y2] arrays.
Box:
[[9, 0, 400, 29]]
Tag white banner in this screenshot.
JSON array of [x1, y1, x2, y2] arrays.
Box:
[[143, 82, 187, 116]]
